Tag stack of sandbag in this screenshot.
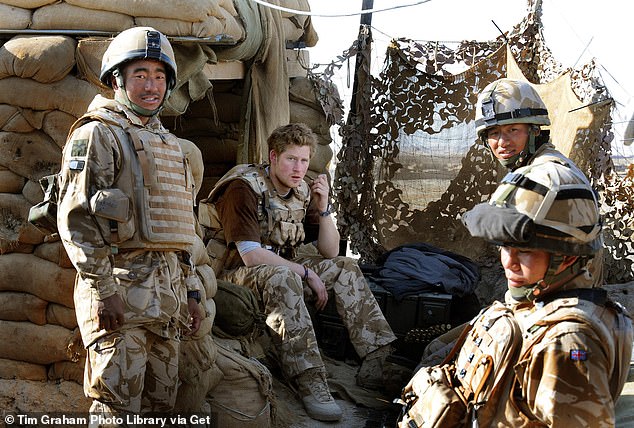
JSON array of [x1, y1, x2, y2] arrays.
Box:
[[289, 76, 333, 177], [0, 34, 99, 384], [0, 0, 244, 41], [279, 0, 318, 47], [171, 81, 242, 200]]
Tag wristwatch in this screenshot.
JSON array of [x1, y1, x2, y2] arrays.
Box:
[[187, 290, 201, 304], [319, 203, 333, 217]]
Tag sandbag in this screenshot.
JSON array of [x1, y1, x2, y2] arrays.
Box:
[[46, 303, 78, 329], [0, 320, 75, 365], [176, 334, 223, 413], [198, 263, 218, 300], [309, 142, 333, 174], [0, 193, 45, 245], [0, 76, 100, 118], [48, 359, 84, 384], [178, 137, 204, 199], [136, 7, 244, 40], [289, 101, 330, 136], [0, 253, 75, 308], [0, 291, 48, 325], [31, 3, 134, 32], [207, 341, 272, 428], [42, 110, 77, 149], [0, 35, 76, 83], [66, 0, 220, 22], [0, 0, 57, 7], [0, 131, 61, 180], [290, 76, 322, 111], [0, 105, 34, 133], [33, 241, 73, 268], [0, 357, 47, 381], [183, 334, 219, 379], [0, 167, 25, 193], [0, 4, 31, 30]]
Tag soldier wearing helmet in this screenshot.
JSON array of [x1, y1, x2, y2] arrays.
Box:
[[398, 159, 632, 427], [475, 78, 565, 170], [57, 27, 203, 419], [463, 159, 632, 425], [476, 77, 604, 286]]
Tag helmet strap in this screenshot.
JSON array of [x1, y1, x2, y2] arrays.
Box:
[[508, 254, 586, 302]]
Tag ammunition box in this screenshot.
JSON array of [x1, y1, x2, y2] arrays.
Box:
[[311, 277, 454, 361]]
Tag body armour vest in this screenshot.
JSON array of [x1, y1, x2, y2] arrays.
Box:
[[76, 109, 197, 250], [201, 164, 310, 268]]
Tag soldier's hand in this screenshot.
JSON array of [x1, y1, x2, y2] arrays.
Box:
[[306, 269, 328, 311], [96, 294, 125, 331], [186, 298, 203, 335], [310, 174, 330, 212]]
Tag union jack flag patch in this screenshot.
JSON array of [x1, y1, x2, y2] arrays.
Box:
[[570, 349, 587, 361]]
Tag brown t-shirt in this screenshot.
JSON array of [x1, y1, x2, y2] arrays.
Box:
[[214, 179, 319, 245]]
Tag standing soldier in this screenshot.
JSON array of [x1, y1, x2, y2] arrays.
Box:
[[199, 123, 397, 422], [57, 27, 203, 422]]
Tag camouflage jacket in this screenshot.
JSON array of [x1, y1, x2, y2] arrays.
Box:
[[57, 95, 199, 344], [200, 164, 310, 270], [491, 282, 633, 427]]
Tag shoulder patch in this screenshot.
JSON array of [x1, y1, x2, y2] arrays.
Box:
[[70, 139, 88, 157], [570, 349, 587, 361]]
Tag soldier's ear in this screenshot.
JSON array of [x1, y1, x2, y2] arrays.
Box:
[[559, 255, 579, 272]]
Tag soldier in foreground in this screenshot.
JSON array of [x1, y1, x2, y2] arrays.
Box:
[[57, 27, 203, 422], [398, 158, 632, 426], [200, 123, 397, 422]]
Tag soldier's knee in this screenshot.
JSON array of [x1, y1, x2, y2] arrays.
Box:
[[265, 265, 303, 292]]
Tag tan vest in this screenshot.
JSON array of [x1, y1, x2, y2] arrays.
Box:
[[200, 164, 309, 271], [77, 110, 197, 250]]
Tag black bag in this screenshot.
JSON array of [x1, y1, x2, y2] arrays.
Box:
[[28, 173, 60, 235]]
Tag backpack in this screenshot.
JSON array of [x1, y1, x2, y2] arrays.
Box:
[[398, 301, 522, 428]]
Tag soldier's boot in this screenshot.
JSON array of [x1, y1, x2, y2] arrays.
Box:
[[296, 368, 342, 422], [356, 344, 393, 390]]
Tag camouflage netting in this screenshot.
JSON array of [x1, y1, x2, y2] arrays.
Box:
[[333, 0, 633, 284]]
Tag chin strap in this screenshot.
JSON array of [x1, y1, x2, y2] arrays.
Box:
[[509, 254, 588, 302]]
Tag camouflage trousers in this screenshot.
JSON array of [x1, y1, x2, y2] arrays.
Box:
[[85, 326, 180, 426], [220, 255, 396, 378]]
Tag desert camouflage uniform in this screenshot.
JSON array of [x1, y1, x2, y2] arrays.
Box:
[[492, 282, 633, 426], [203, 165, 396, 379], [57, 95, 200, 418]]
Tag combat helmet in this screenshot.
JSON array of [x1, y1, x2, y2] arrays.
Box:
[[100, 27, 177, 116], [475, 78, 551, 168], [462, 158, 602, 299]]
